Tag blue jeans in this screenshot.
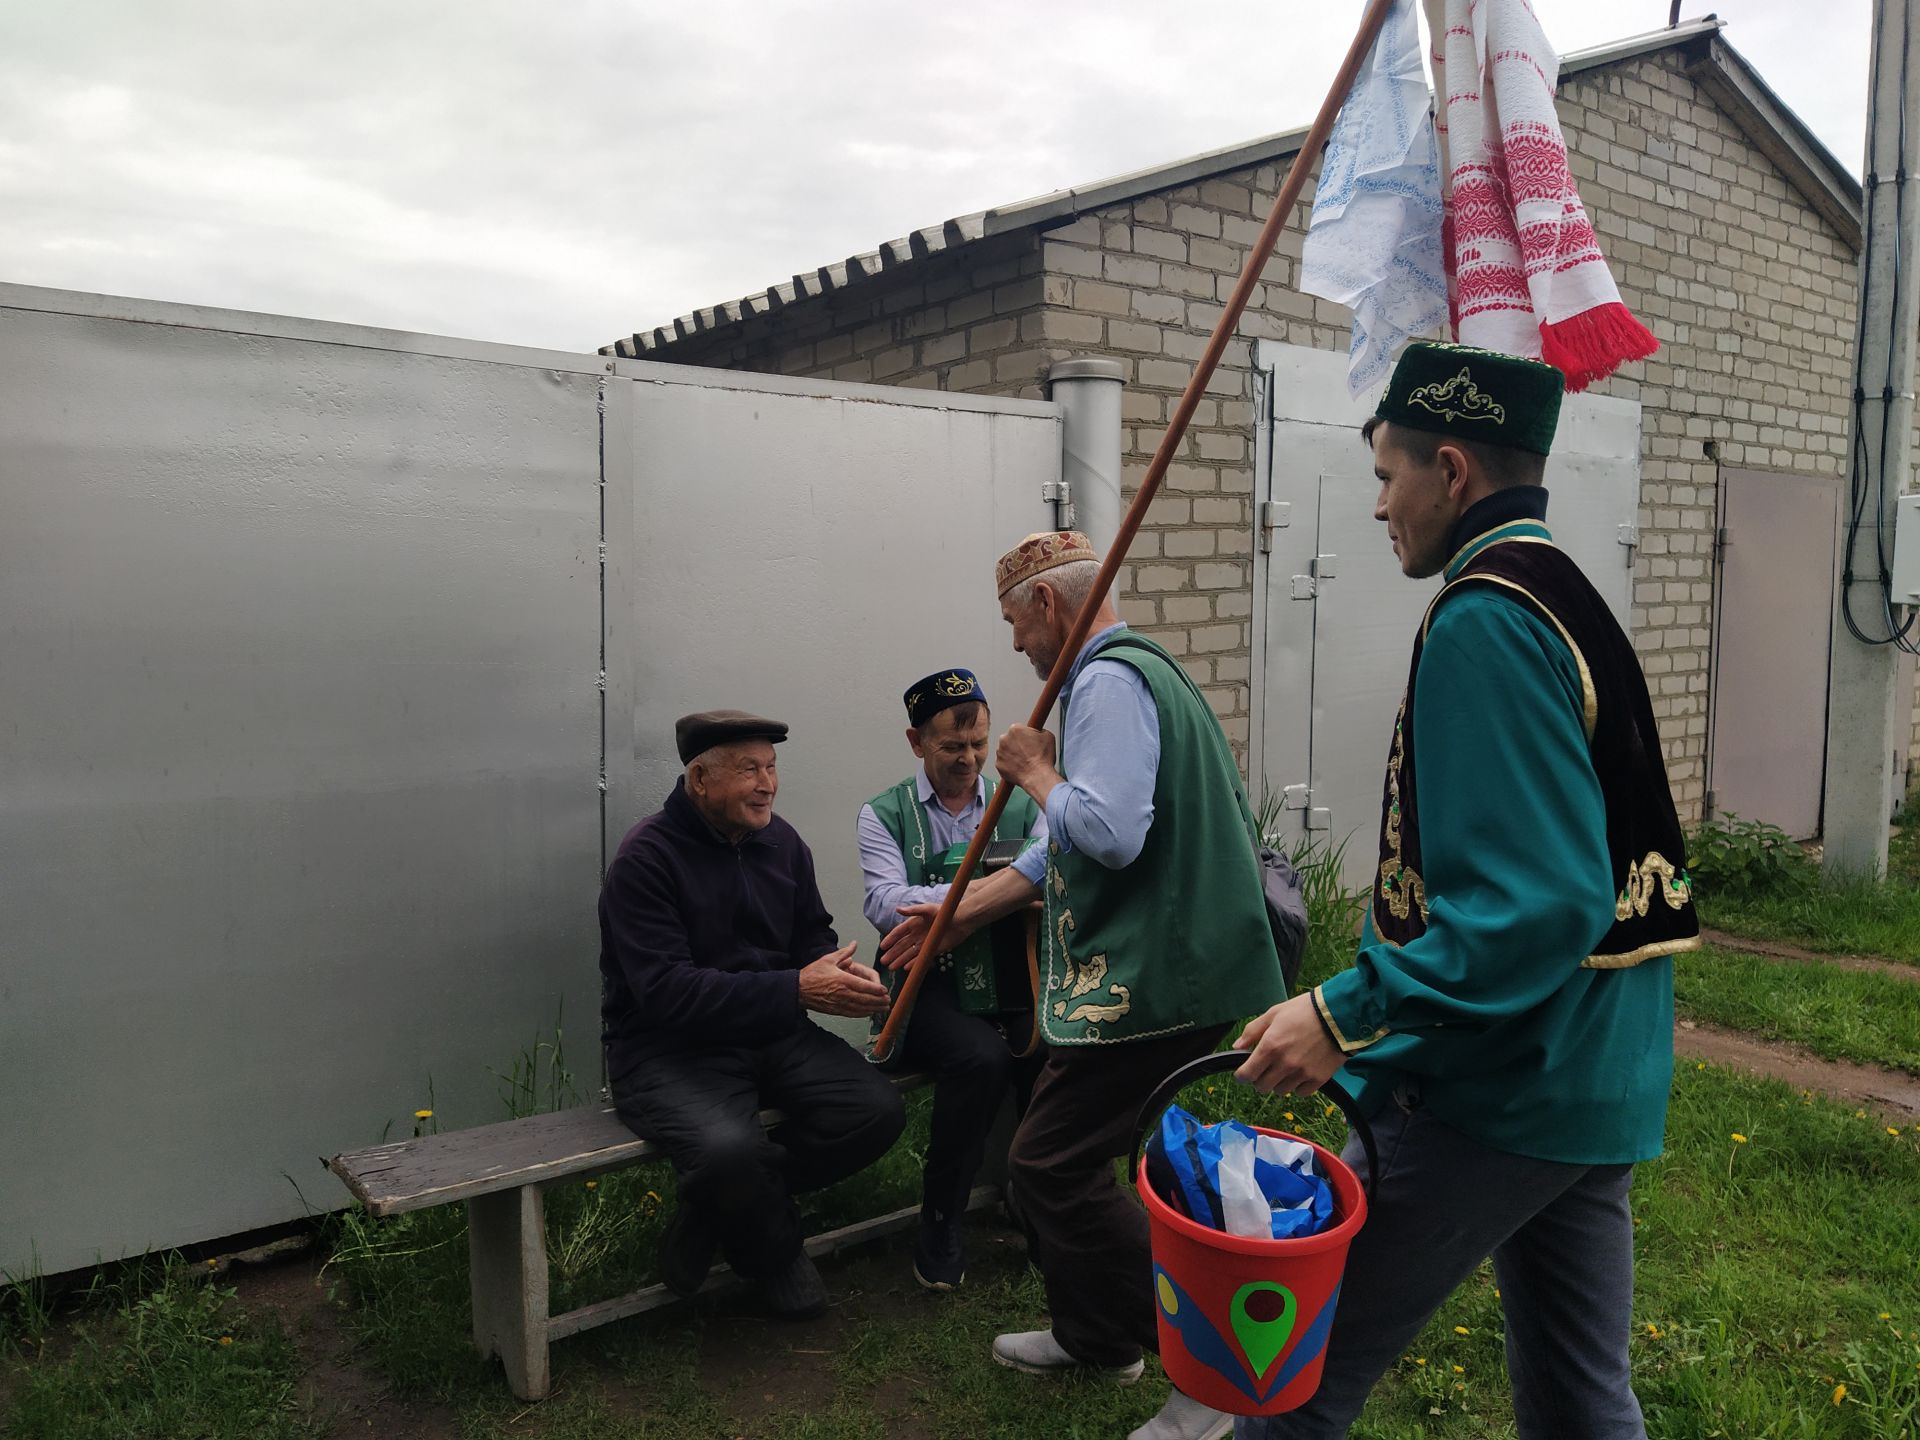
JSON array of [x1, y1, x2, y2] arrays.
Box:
[[1237, 1098, 1645, 1440]]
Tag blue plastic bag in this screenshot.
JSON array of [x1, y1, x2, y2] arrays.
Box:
[[1148, 1104, 1334, 1240]]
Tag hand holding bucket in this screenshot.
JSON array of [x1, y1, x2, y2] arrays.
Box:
[[1131, 1054, 1376, 1417]]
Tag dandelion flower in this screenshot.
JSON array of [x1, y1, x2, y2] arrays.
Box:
[[219, 1335, 233, 1346], [1206, 1086, 1216, 1094], [1695, 1062, 1705, 1070], [1833, 1383, 1847, 1405], [1454, 1326, 1470, 1335], [1413, 1357, 1427, 1366], [1731, 1133, 1747, 1143], [1453, 1382, 1465, 1392], [1283, 1111, 1295, 1121], [1493, 1288, 1501, 1298], [1646, 1323, 1660, 1336], [1888, 1127, 1902, 1137], [206, 1259, 218, 1268], [584, 1180, 597, 1190], [414, 1109, 433, 1120], [1325, 1104, 1338, 1117], [645, 1190, 661, 1202], [1856, 1110, 1868, 1119], [1452, 1365, 1464, 1374]]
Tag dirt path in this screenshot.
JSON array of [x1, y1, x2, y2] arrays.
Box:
[[1699, 927, 1919, 982], [1674, 1019, 1920, 1118], [226, 1240, 461, 1440]]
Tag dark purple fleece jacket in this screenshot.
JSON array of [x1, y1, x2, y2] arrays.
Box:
[[599, 778, 838, 1060]]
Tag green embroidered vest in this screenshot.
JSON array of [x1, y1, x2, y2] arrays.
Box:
[[1041, 632, 1285, 1046], [868, 776, 1040, 1017]]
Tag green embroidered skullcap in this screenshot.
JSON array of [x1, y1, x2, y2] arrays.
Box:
[[1374, 342, 1563, 457]]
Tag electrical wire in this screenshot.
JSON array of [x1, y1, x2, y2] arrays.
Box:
[[1842, 0, 1920, 651]]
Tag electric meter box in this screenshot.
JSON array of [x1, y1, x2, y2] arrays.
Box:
[[1895, 494, 1920, 604]]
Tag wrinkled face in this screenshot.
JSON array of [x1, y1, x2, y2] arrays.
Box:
[[908, 704, 990, 799], [689, 740, 778, 836], [1001, 586, 1062, 680], [1370, 422, 1463, 580]]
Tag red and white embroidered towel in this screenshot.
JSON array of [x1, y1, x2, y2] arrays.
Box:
[[1424, 0, 1658, 390]]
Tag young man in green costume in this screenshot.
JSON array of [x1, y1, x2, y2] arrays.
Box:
[[881, 532, 1286, 1440], [856, 667, 1048, 1291], [1233, 342, 1699, 1440]]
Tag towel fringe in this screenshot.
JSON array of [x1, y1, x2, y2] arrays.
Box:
[[1539, 304, 1659, 393]]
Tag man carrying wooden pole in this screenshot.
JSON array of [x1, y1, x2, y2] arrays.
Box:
[[879, 531, 1284, 1440]]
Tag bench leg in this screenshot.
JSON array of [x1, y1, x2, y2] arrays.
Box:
[[467, 1185, 549, 1400]]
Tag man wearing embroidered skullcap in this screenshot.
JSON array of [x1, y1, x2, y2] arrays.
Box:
[[1233, 342, 1698, 1440], [599, 709, 906, 1321], [879, 534, 1285, 1440], [856, 667, 1049, 1292]]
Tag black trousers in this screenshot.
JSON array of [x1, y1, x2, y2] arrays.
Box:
[[608, 1022, 906, 1278], [1008, 1023, 1231, 1367], [889, 970, 1045, 1218]]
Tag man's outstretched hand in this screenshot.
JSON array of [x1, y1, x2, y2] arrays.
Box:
[[878, 904, 981, 971], [797, 942, 891, 1018], [1232, 994, 1344, 1095]]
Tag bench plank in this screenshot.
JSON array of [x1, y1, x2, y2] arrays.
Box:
[[328, 1072, 929, 1218], [331, 1104, 654, 1217]]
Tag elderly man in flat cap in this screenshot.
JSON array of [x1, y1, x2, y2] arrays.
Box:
[[881, 537, 1285, 1440], [1233, 343, 1697, 1440], [856, 667, 1049, 1292], [599, 709, 906, 1320]]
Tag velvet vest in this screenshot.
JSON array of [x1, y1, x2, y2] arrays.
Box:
[[1375, 533, 1701, 967]]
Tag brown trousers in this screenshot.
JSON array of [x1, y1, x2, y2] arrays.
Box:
[[1008, 1023, 1231, 1366]]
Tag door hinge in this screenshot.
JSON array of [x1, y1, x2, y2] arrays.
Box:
[[1306, 806, 1332, 832], [1311, 553, 1338, 580], [1714, 525, 1731, 555], [1290, 574, 1316, 600], [1281, 784, 1310, 811], [1258, 500, 1292, 553]]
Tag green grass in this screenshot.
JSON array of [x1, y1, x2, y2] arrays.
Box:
[[320, 1060, 1920, 1439], [1, 1259, 315, 1440], [1698, 875, 1920, 964], [1675, 946, 1920, 1074], [11, 1070, 1920, 1438]]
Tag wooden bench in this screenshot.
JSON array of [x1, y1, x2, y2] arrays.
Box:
[[328, 1071, 1000, 1400]]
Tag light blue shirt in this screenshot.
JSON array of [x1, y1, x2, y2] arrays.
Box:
[[857, 771, 1049, 932], [1046, 623, 1161, 870]]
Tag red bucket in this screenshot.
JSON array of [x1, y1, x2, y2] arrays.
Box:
[[1130, 1054, 1375, 1417]]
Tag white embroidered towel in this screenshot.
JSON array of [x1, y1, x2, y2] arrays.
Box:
[[1300, 0, 1450, 396]]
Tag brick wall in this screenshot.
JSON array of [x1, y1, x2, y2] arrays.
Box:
[[628, 46, 1869, 823]]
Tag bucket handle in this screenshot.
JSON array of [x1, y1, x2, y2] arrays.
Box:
[[1129, 1052, 1378, 1200]]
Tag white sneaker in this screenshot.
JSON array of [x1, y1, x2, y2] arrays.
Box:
[[1127, 1389, 1234, 1440], [990, 1328, 1146, 1384]]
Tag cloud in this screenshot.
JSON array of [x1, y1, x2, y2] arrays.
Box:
[[0, 0, 1867, 352]]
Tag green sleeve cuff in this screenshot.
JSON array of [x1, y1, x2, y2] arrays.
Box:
[[1313, 976, 1389, 1055]]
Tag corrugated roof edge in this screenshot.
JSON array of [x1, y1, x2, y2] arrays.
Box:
[[607, 16, 1860, 358]]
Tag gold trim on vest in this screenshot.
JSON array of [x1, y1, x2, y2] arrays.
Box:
[[1582, 934, 1702, 969], [1425, 572, 1599, 742]]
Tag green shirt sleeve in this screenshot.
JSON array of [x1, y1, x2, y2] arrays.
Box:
[[1313, 589, 1616, 1055]]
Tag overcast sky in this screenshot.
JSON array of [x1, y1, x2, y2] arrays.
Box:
[[0, 1, 1870, 355]]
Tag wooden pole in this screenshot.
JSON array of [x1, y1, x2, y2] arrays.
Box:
[[871, 0, 1400, 1061]]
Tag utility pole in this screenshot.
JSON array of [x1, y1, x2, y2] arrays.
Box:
[[1823, 0, 1920, 875]]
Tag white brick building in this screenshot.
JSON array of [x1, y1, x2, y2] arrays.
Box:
[[606, 19, 1873, 835]]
